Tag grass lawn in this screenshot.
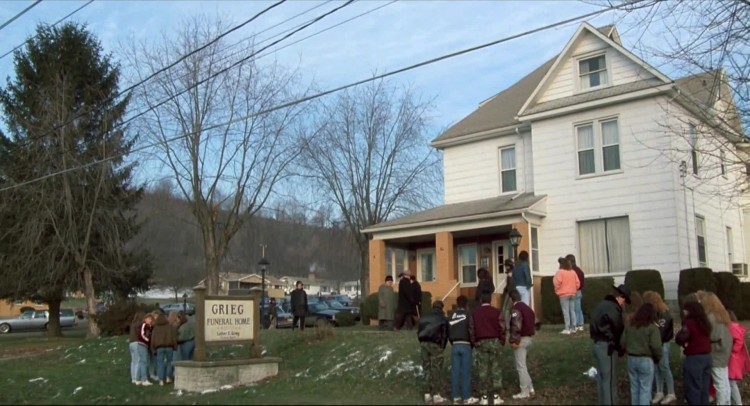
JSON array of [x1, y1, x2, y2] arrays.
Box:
[[1, 323, 749, 405]]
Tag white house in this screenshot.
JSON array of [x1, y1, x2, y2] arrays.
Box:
[[362, 23, 747, 308]]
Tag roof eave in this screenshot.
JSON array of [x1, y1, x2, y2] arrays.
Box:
[[430, 123, 530, 149]]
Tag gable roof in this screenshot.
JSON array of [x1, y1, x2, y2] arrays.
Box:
[[674, 69, 745, 137], [362, 193, 545, 233]]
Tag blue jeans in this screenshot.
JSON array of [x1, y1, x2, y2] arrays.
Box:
[[593, 341, 619, 405], [129, 342, 139, 381], [654, 342, 674, 395], [155, 347, 174, 381], [559, 296, 576, 331], [451, 343, 472, 400], [574, 290, 584, 327], [135, 344, 149, 382], [683, 354, 711, 405], [179, 339, 195, 361], [517, 286, 531, 306], [627, 356, 654, 405]]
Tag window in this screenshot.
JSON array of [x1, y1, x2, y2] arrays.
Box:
[[727, 226, 733, 270], [386, 247, 408, 279], [417, 249, 436, 282], [499, 147, 517, 193], [459, 244, 478, 285], [530, 227, 539, 272], [579, 54, 608, 90], [696, 215, 706, 265], [690, 124, 699, 175], [577, 216, 631, 274], [576, 118, 620, 176]]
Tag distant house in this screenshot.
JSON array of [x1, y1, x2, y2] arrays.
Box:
[[0, 300, 46, 318], [279, 273, 336, 296], [339, 280, 362, 299], [196, 272, 286, 298], [363, 22, 747, 311]]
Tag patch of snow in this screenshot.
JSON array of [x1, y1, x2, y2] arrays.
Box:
[[77, 359, 86, 364], [379, 349, 392, 363], [175, 390, 183, 396], [28, 377, 45, 383], [73, 387, 83, 395], [200, 389, 217, 395], [220, 385, 233, 390]]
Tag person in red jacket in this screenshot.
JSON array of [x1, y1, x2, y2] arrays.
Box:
[[508, 289, 536, 400], [470, 293, 505, 405], [676, 300, 712, 405], [728, 310, 749, 404]]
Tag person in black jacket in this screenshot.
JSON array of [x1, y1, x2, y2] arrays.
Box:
[[449, 295, 477, 405], [589, 284, 631, 405], [411, 276, 423, 324], [475, 268, 495, 306], [643, 290, 676, 405], [394, 272, 415, 330], [418, 300, 449, 405], [290, 281, 308, 331]]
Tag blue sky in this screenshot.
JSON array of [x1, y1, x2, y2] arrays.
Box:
[[0, 1, 667, 134]]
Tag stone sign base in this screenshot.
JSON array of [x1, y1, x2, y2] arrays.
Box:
[[173, 358, 281, 393]]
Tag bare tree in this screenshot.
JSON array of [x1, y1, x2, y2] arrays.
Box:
[[299, 79, 442, 295], [124, 16, 308, 294]]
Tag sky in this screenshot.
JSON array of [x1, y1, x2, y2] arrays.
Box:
[[0, 0, 675, 199]]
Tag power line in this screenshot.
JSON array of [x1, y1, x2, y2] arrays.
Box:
[[0, 0, 42, 32], [0, 0, 650, 193], [0, 0, 94, 60]]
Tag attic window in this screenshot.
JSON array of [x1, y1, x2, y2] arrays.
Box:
[[579, 54, 608, 90]]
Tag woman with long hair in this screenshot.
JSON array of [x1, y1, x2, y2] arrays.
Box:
[[620, 302, 662, 405], [676, 300, 712, 405], [553, 257, 579, 335], [696, 291, 732, 405], [727, 310, 749, 405], [642, 291, 676, 405]]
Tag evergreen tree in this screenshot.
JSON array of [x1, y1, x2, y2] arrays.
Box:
[[0, 23, 150, 337]]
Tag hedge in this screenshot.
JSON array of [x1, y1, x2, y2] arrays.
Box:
[[581, 276, 616, 322], [99, 300, 156, 336], [678, 267, 716, 308], [335, 311, 356, 327], [713, 272, 742, 314], [624, 270, 664, 299], [736, 283, 750, 321]]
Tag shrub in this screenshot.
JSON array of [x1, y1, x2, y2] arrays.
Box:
[[335, 311, 356, 327], [713, 272, 742, 313], [540, 276, 562, 324], [736, 282, 750, 321], [419, 291, 433, 317], [678, 268, 716, 308], [360, 293, 379, 325], [624, 270, 664, 299], [581, 276, 616, 320], [98, 300, 154, 336]]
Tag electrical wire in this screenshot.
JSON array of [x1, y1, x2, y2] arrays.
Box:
[[0, 0, 94, 60], [0, 0, 43, 32], [0, 0, 650, 193]]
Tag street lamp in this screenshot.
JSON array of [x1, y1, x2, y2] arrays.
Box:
[[182, 293, 187, 312], [258, 257, 269, 300], [509, 227, 522, 260]]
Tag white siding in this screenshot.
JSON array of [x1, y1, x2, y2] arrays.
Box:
[[443, 131, 533, 204], [537, 30, 658, 104], [530, 97, 744, 299]]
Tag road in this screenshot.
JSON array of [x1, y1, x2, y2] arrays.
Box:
[[0, 318, 88, 340]]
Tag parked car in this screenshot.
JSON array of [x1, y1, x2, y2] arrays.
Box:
[[161, 303, 195, 316], [324, 294, 352, 307], [304, 302, 341, 327], [0, 309, 76, 334], [325, 300, 360, 321], [273, 309, 294, 329]]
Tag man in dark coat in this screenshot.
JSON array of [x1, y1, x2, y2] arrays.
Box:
[[417, 300, 449, 405], [290, 280, 308, 331], [411, 275, 423, 324], [590, 284, 631, 405], [394, 271, 415, 330]]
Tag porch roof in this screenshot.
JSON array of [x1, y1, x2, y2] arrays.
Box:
[[362, 193, 546, 234]]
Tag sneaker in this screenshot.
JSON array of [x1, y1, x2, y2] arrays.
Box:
[[530, 389, 535, 397], [432, 394, 445, 404], [560, 329, 572, 335], [140, 381, 153, 386], [479, 396, 489, 406], [150, 374, 158, 381], [132, 380, 138, 385], [424, 393, 433, 404], [464, 398, 480, 405], [576, 326, 584, 332], [165, 378, 172, 384], [492, 394, 504, 405], [159, 380, 164, 386], [512, 392, 530, 400], [453, 398, 462, 405], [652, 392, 664, 404], [660, 394, 676, 404]]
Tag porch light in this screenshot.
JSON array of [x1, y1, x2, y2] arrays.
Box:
[[509, 228, 522, 248]]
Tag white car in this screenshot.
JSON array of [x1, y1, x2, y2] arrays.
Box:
[[0, 309, 77, 334]]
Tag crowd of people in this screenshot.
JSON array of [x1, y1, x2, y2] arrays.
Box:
[[128, 307, 195, 386]]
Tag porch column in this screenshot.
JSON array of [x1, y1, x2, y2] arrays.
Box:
[[435, 232, 459, 310], [368, 239, 387, 297]]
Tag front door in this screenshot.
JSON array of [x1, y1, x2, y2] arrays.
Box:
[[492, 241, 513, 293]]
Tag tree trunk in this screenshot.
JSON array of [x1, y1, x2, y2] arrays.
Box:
[[359, 244, 370, 297], [83, 267, 101, 338], [46, 298, 63, 338]]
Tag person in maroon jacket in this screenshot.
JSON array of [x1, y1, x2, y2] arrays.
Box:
[[508, 289, 536, 400], [676, 300, 713, 405], [470, 293, 506, 405]]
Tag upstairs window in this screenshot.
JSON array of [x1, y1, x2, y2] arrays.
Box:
[[579, 55, 608, 90], [696, 215, 707, 266], [576, 118, 620, 176], [499, 147, 517, 193]]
